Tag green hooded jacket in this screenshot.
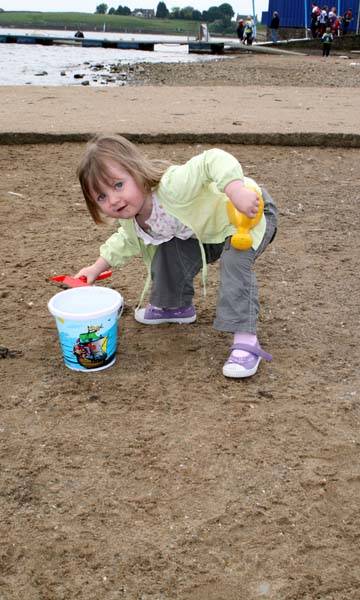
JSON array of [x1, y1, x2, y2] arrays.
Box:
[[99, 148, 266, 305]]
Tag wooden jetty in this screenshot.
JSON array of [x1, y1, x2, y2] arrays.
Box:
[[188, 41, 225, 54], [0, 33, 158, 51], [0, 33, 307, 56], [0, 32, 228, 54]]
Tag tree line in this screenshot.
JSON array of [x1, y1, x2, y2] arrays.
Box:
[[95, 2, 235, 23]]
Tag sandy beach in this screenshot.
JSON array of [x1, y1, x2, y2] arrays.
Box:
[[1, 51, 360, 600], [1, 53, 360, 143]]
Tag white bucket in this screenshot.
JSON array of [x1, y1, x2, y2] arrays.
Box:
[[48, 286, 123, 372]]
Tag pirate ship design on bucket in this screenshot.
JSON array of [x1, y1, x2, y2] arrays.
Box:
[[73, 324, 111, 369]]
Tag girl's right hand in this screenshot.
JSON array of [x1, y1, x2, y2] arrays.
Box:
[[74, 266, 100, 285], [74, 257, 110, 285]]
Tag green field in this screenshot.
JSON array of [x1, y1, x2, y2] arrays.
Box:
[[0, 11, 207, 36]]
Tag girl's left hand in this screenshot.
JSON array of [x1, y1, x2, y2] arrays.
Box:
[[225, 180, 259, 218]]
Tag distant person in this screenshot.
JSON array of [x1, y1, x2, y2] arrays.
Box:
[[328, 6, 337, 27], [310, 4, 321, 37], [270, 11, 280, 43], [243, 17, 254, 45], [236, 18, 244, 42], [331, 13, 341, 36], [327, 7, 340, 36], [321, 27, 333, 56], [342, 8, 353, 34], [74, 30, 85, 39], [317, 6, 330, 37], [198, 23, 209, 41], [75, 135, 277, 379]]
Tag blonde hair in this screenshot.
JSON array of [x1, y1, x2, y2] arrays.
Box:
[[77, 134, 170, 224]]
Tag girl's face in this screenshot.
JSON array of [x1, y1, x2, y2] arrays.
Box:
[[92, 161, 151, 220]]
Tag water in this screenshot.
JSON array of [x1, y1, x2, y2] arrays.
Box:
[[0, 28, 231, 86]]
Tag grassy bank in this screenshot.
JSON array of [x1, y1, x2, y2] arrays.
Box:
[[0, 11, 206, 36]]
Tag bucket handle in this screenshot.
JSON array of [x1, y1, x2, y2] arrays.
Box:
[[117, 302, 124, 319]]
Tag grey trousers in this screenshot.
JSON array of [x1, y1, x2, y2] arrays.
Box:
[[149, 187, 278, 334]]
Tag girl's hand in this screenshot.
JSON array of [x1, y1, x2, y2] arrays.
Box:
[[224, 180, 259, 219], [234, 189, 259, 218], [74, 257, 110, 285], [73, 266, 100, 285]]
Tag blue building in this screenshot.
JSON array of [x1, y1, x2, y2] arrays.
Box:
[[262, 1, 358, 30]]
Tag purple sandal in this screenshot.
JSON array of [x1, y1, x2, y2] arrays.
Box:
[[134, 304, 196, 325], [223, 342, 272, 379]]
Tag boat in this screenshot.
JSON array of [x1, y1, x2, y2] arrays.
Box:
[[73, 325, 111, 369]]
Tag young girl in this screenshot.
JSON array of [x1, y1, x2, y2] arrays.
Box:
[[75, 135, 277, 378], [321, 27, 334, 57]]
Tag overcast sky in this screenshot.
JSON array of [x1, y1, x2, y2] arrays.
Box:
[[0, 1, 269, 18]]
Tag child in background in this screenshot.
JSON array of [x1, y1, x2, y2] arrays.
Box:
[[243, 17, 255, 45], [321, 27, 333, 56], [75, 135, 277, 379]]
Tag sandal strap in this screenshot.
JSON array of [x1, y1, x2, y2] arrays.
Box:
[[230, 343, 272, 361]]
